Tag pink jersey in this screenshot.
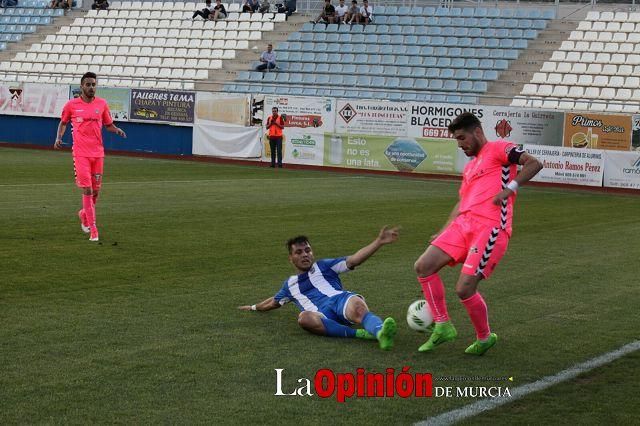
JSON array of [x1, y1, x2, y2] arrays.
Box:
[[61, 96, 113, 158], [458, 140, 520, 234]]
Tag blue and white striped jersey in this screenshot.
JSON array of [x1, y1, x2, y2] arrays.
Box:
[[273, 257, 351, 312]]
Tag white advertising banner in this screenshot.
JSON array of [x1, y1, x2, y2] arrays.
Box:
[[603, 150, 640, 189], [0, 83, 69, 118], [282, 128, 324, 166], [484, 107, 564, 146], [407, 102, 483, 139], [263, 95, 335, 164], [525, 144, 604, 187], [335, 100, 408, 137], [193, 120, 262, 158]]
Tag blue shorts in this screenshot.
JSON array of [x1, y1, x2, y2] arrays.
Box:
[[318, 291, 363, 326]]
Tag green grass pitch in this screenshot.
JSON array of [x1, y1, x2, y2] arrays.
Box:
[[1, 147, 638, 424]]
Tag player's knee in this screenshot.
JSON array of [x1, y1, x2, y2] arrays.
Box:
[[455, 285, 476, 300], [82, 187, 93, 195], [414, 258, 435, 277], [297, 311, 316, 329]]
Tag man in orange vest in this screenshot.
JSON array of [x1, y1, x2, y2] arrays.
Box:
[[266, 107, 285, 168]]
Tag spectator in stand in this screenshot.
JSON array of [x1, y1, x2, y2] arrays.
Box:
[[49, 0, 71, 9], [212, 0, 227, 20], [313, 0, 336, 24], [256, 43, 276, 71], [334, 0, 348, 23], [91, 0, 109, 10], [192, 0, 212, 20], [243, 0, 260, 12], [344, 0, 358, 24], [357, 0, 373, 24], [259, 0, 270, 13]]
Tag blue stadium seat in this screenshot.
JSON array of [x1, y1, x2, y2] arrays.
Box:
[[444, 80, 458, 91], [302, 88, 317, 96], [446, 95, 463, 103], [514, 9, 528, 18], [484, 70, 499, 80], [429, 79, 444, 90], [316, 63, 330, 73], [434, 46, 448, 56], [452, 17, 465, 27], [343, 75, 357, 86], [408, 55, 422, 66], [450, 57, 465, 68], [431, 36, 445, 46], [420, 45, 433, 56], [514, 39, 528, 49], [289, 87, 304, 96], [289, 73, 303, 83], [302, 62, 315, 72], [532, 19, 547, 30], [415, 80, 428, 90], [407, 45, 420, 56], [469, 69, 483, 80], [426, 68, 440, 78], [371, 76, 385, 88], [486, 38, 499, 48], [423, 57, 437, 67], [458, 81, 473, 92], [430, 93, 446, 102], [300, 32, 312, 42], [542, 9, 556, 19], [411, 67, 426, 78], [494, 59, 509, 70], [387, 16, 400, 25], [462, 8, 474, 17], [472, 81, 488, 92], [342, 64, 356, 74], [440, 68, 454, 80], [412, 16, 426, 26], [524, 29, 537, 39], [501, 9, 514, 18], [487, 8, 500, 18]]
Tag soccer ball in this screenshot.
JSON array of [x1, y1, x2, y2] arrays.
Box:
[[406, 299, 434, 332]]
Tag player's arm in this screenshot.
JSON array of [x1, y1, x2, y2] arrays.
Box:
[[493, 149, 543, 205], [54, 121, 68, 149], [238, 296, 281, 312], [345, 225, 399, 269], [105, 123, 127, 138], [429, 201, 460, 242]]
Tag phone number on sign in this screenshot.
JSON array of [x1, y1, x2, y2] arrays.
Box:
[[422, 127, 450, 138]]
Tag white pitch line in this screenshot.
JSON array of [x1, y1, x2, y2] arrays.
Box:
[[0, 176, 364, 188], [416, 340, 640, 426]]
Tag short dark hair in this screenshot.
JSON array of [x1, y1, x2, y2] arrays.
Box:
[[286, 236, 310, 253], [80, 72, 97, 85], [448, 112, 482, 134], [272, 106, 278, 111]]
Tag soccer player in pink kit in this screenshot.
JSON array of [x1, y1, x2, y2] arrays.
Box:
[[414, 112, 543, 355], [54, 72, 126, 242]]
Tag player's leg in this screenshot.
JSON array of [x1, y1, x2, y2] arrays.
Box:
[[90, 157, 104, 224], [276, 137, 283, 168], [297, 311, 356, 338], [456, 226, 509, 355], [343, 294, 396, 349], [75, 156, 97, 240], [415, 224, 467, 352]]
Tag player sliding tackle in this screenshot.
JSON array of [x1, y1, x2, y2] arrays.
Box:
[[414, 112, 543, 356], [239, 226, 400, 350]]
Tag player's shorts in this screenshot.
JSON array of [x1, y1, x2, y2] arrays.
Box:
[[319, 291, 364, 326], [432, 214, 509, 279], [73, 156, 104, 190]]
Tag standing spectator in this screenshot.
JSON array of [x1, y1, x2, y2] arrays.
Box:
[[313, 0, 335, 24], [266, 107, 285, 168], [357, 0, 373, 24], [334, 0, 348, 23], [344, 0, 358, 24], [212, 0, 227, 20], [256, 43, 276, 71], [91, 0, 109, 9], [243, 0, 260, 12], [192, 0, 212, 20]]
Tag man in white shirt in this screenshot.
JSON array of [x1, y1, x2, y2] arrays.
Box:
[[357, 0, 373, 24], [334, 0, 349, 23], [256, 43, 277, 71]]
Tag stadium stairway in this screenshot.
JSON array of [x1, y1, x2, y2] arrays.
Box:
[[482, 2, 625, 106], [196, 13, 308, 92]]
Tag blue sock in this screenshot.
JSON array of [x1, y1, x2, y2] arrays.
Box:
[[362, 312, 383, 337], [321, 318, 356, 338]]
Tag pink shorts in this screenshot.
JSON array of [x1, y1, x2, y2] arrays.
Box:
[[432, 215, 509, 279], [73, 156, 104, 190]]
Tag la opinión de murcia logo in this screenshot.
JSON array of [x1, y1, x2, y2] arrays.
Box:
[[275, 368, 512, 402]]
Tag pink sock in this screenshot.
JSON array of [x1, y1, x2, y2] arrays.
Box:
[[92, 193, 98, 206], [82, 195, 96, 228], [418, 274, 449, 323], [461, 292, 490, 340]]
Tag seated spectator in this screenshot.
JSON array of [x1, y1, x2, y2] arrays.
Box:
[[212, 0, 227, 20], [344, 0, 358, 24], [256, 43, 276, 71], [357, 0, 373, 24], [243, 0, 260, 13], [259, 0, 270, 13], [282, 0, 296, 16], [49, 0, 71, 8], [2, 0, 19, 6], [192, 0, 212, 20], [313, 0, 335, 24], [91, 0, 109, 10], [334, 0, 348, 23]]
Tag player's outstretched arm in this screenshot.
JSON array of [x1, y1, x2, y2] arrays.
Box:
[[54, 121, 67, 149], [492, 153, 543, 205], [105, 124, 127, 138], [238, 296, 280, 312], [346, 225, 399, 269]]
